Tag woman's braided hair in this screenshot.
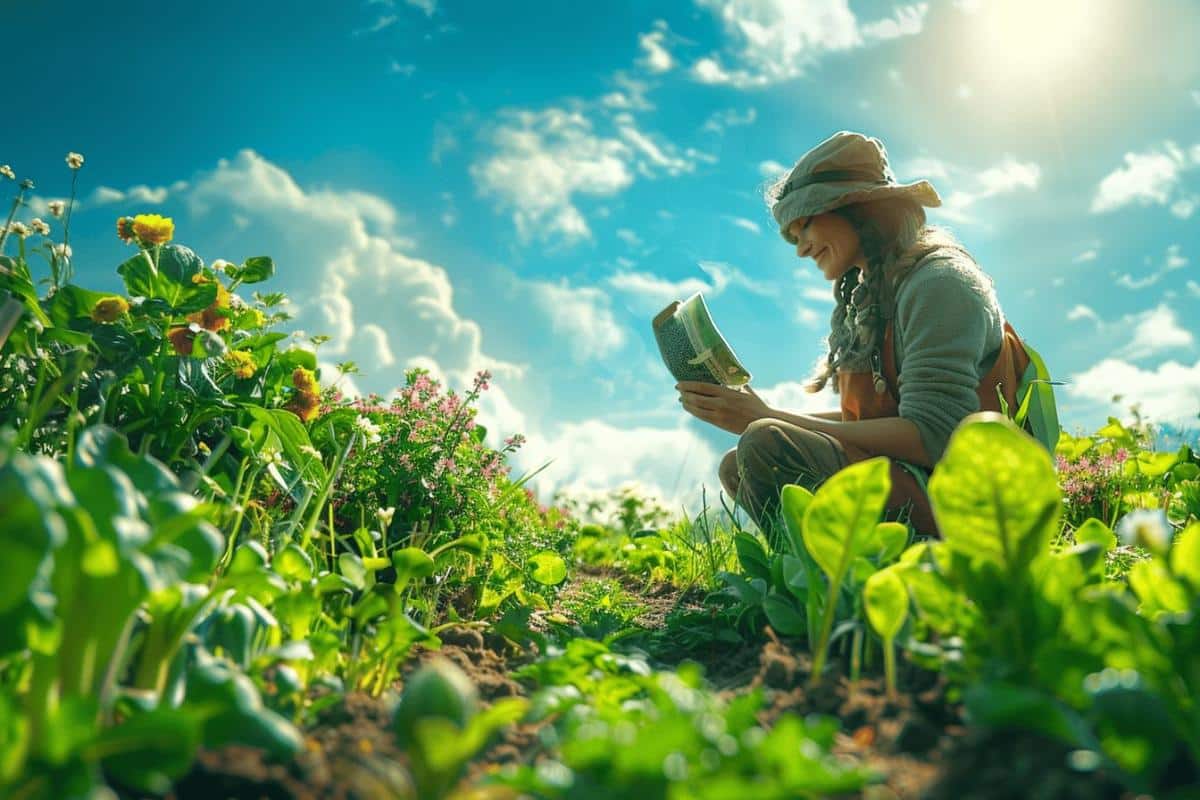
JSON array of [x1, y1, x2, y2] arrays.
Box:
[[802, 196, 968, 395]]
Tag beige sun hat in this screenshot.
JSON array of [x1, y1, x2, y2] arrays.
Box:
[[768, 131, 943, 244]]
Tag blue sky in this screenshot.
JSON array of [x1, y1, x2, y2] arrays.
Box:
[[5, 0, 1200, 514]]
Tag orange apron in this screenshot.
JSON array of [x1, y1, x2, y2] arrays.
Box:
[[837, 314, 1034, 537]]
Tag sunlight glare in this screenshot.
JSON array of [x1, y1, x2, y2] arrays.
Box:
[[969, 0, 1108, 85]]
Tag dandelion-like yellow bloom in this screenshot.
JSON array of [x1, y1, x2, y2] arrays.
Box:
[[246, 308, 267, 329], [225, 350, 257, 379], [116, 217, 137, 244], [292, 367, 319, 393], [131, 213, 174, 246], [90, 296, 130, 323]]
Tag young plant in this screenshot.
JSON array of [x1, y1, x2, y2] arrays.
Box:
[[863, 565, 909, 700]]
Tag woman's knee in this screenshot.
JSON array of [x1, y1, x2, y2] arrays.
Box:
[[718, 448, 740, 496]]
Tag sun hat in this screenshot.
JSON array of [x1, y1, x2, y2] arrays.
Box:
[[769, 131, 943, 244]]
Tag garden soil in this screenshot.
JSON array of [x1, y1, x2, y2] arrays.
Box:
[[151, 580, 1133, 800]]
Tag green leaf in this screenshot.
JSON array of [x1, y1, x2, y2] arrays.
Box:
[[928, 412, 1060, 571], [865, 521, 909, 563], [1073, 518, 1116, 552], [93, 708, 201, 793], [338, 552, 367, 590], [733, 531, 771, 581], [529, 551, 568, 585], [802, 457, 891, 584], [392, 547, 437, 590], [863, 567, 908, 641], [1169, 521, 1200, 589], [762, 592, 807, 637], [0, 453, 69, 612], [234, 256, 275, 284], [780, 484, 814, 556], [273, 543, 313, 582], [964, 682, 1090, 746]]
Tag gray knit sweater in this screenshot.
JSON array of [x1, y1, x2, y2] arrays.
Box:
[[891, 250, 1004, 465]]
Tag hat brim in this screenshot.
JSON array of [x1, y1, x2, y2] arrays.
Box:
[[774, 180, 942, 244]]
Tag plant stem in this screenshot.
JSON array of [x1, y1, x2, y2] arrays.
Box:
[[884, 638, 898, 701], [809, 578, 840, 686]]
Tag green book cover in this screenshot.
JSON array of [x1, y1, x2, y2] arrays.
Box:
[[652, 292, 752, 388]]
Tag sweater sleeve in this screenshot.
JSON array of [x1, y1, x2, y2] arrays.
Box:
[[893, 262, 995, 465]]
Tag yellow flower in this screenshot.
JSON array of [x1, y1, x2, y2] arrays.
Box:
[[167, 326, 196, 356], [285, 390, 322, 423], [225, 350, 257, 379], [186, 281, 232, 332], [292, 367, 319, 393], [90, 296, 130, 323], [131, 213, 174, 246]]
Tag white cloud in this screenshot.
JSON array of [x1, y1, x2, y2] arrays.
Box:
[[471, 105, 699, 245], [600, 72, 655, 111], [795, 307, 823, 327], [759, 159, 788, 178], [353, 14, 397, 35], [524, 278, 626, 361], [1073, 248, 1099, 263], [616, 228, 643, 247], [726, 216, 761, 234], [702, 107, 757, 135], [1114, 304, 1194, 361], [1091, 140, 1200, 217], [690, 0, 929, 88], [1066, 357, 1200, 429], [404, 0, 435, 16], [923, 155, 1042, 225], [801, 286, 834, 304], [1066, 304, 1100, 325], [637, 21, 675, 73], [607, 259, 774, 315], [697, 260, 775, 297], [1112, 244, 1189, 290], [55, 180, 189, 213], [389, 60, 416, 76], [754, 379, 839, 417]]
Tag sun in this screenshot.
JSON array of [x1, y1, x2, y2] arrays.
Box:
[[965, 0, 1113, 87]]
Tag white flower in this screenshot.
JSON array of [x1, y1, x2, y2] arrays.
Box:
[[29, 218, 50, 236], [298, 444, 321, 459], [1115, 508, 1172, 554], [355, 415, 382, 444], [65, 152, 84, 169], [260, 447, 285, 467], [47, 199, 65, 217], [6, 221, 30, 238], [210, 258, 233, 272], [52, 243, 72, 259], [228, 293, 247, 311], [0, 165, 14, 180], [376, 506, 396, 528]]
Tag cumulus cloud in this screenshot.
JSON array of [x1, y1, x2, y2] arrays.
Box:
[[637, 20, 675, 73], [897, 154, 1041, 225], [1113, 304, 1194, 362], [470, 105, 702, 245], [1066, 357, 1200, 429], [1066, 304, 1101, 325], [29, 180, 189, 215], [1091, 140, 1200, 217], [759, 159, 789, 178], [725, 216, 761, 234], [607, 259, 774, 315], [690, 0, 930, 88], [523, 278, 627, 361]]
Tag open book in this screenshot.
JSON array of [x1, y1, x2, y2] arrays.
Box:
[[652, 292, 752, 387]]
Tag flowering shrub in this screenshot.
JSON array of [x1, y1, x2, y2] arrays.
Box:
[[1056, 447, 1129, 529]]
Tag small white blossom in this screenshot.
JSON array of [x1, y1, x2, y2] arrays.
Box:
[[52, 243, 72, 259], [6, 221, 30, 238], [65, 152, 84, 169], [210, 259, 233, 272], [260, 447, 285, 467], [228, 293, 247, 311], [1115, 508, 1172, 554], [376, 506, 396, 528], [30, 218, 50, 236], [0, 165, 14, 180], [298, 444, 321, 459], [355, 415, 382, 444], [47, 200, 65, 218]]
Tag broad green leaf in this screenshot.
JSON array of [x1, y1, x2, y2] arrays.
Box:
[[802, 457, 891, 584], [733, 531, 770, 581], [1128, 560, 1189, 616], [273, 543, 313, 582], [529, 551, 567, 585], [863, 566, 908, 641], [1170, 521, 1200, 588], [780, 484, 814, 556], [242, 406, 328, 488], [762, 592, 807, 637], [338, 552, 367, 590], [392, 547, 436, 590], [928, 412, 1060, 571], [964, 682, 1090, 746], [93, 708, 201, 792], [865, 521, 909, 563], [0, 454, 69, 612], [234, 256, 275, 284], [1073, 518, 1116, 552]]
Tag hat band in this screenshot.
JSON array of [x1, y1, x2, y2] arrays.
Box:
[[779, 169, 891, 200]]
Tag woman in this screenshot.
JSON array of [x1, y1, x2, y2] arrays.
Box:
[[677, 130, 1056, 544]]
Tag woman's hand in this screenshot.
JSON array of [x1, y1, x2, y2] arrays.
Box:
[[677, 381, 773, 435]]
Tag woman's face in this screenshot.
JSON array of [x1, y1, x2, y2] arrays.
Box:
[[787, 212, 865, 283]]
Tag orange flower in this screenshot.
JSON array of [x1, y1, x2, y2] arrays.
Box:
[[90, 296, 129, 323], [167, 326, 196, 356], [116, 217, 136, 244], [187, 281, 231, 332], [285, 390, 321, 422]]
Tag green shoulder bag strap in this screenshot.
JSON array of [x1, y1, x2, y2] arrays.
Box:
[[1010, 339, 1063, 455]]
